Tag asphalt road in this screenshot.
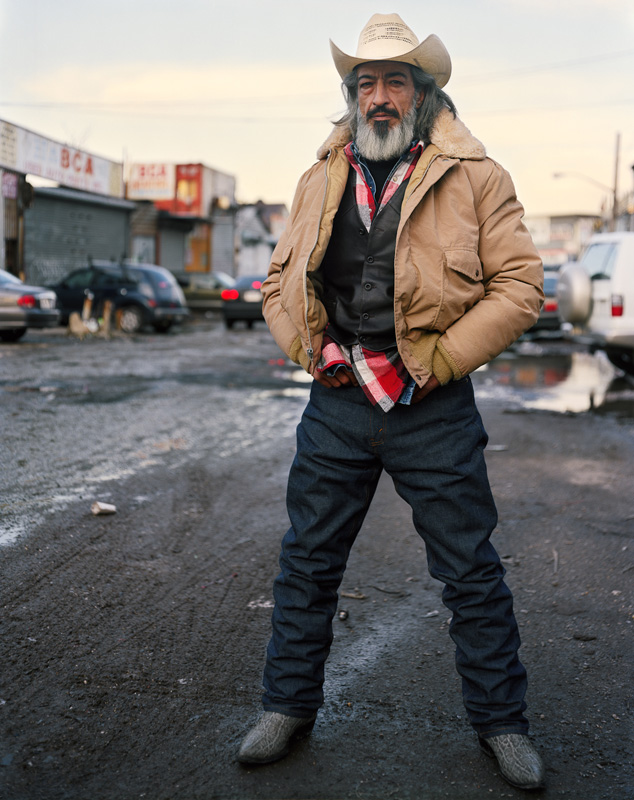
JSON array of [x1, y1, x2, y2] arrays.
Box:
[[1, 319, 633, 800]]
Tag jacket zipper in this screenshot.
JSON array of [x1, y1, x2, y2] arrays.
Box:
[[302, 152, 331, 362]]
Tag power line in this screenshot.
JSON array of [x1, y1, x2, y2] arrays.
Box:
[[1, 94, 633, 123], [1, 47, 633, 113], [461, 48, 634, 84]]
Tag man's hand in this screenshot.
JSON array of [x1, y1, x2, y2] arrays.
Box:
[[411, 375, 440, 403], [312, 368, 359, 389]]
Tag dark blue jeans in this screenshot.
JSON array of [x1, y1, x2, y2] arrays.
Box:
[[262, 378, 529, 737]]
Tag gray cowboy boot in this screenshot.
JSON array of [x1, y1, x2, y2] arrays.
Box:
[[480, 733, 545, 790], [238, 712, 316, 764]]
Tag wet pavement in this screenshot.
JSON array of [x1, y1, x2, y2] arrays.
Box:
[[1, 318, 633, 800], [473, 338, 634, 418]]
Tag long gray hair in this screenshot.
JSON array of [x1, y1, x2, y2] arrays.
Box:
[[334, 65, 457, 143]]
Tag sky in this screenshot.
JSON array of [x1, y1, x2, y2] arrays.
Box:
[[1, 0, 633, 218]]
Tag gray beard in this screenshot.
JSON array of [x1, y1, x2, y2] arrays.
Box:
[[354, 103, 417, 161]]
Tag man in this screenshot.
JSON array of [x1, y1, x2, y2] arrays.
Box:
[[238, 13, 545, 792]]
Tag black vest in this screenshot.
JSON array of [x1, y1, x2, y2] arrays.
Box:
[[319, 167, 409, 352]]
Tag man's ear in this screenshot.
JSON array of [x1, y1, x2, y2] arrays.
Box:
[[416, 90, 425, 109]]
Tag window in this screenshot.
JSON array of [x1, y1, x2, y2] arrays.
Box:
[[581, 243, 618, 280], [64, 269, 94, 289]]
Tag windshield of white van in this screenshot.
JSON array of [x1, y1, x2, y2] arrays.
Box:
[[581, 242, 619, 280]]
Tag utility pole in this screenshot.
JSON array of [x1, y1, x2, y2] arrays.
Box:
[[630, 163, 634, 233], [612, 132, 620, 231]]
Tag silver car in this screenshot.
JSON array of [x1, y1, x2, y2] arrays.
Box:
[[0, 269, 60, 342]]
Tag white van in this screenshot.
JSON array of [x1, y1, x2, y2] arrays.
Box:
[[557, 232, 634, 375]]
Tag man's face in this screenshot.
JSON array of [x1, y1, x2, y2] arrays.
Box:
[[356, 62, 424, 131]]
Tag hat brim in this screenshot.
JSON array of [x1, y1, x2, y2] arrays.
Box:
[[330, 33, 451, 88]]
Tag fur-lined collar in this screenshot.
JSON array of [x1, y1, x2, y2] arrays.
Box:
[[316, 107, 486, 161]]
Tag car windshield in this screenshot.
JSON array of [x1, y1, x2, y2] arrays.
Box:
[[0, 270, 22, 286]]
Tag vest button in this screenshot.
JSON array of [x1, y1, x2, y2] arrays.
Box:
[[362, 313, 370, 320], [364, 282, 372, 291], [359, 335, 367, 343], [358, 229, 366, 235], [366, 255, 374, 263]]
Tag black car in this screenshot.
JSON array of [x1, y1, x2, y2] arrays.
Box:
[[51, 261, 190, 334], [0, 268, 60, 342], [178, 271, 236, 311], [221, 275, 265, 329]]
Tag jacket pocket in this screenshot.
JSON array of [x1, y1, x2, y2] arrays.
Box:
[[445, 248, 482, 281], [435, 249, 485, 331]]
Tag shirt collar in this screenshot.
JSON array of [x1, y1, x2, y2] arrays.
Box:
[[347, 140, 422, 198]]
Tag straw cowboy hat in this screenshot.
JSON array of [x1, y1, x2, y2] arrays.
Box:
[[330, 13, 452, 88]]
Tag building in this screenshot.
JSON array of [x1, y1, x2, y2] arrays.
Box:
[[234, 201, 288, 277], [1, 118, 125, 281], [1, 119, 239, 285], [126, 162, 237, 279], [24, 187, 136, 286], [524, 214, 602, 266]]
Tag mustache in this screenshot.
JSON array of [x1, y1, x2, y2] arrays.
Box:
[[367, 105, 399, 120]]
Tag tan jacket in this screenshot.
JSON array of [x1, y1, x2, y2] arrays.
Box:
[[262, 108, 543, 386]]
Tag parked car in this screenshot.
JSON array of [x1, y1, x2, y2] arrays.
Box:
[[528, 269, 562, 334], [557, 232, 634, 374], [221, 275, 265, 329], [50, 261, 190, 334], [0, 269, 60, 342], [178, 272, 236, 311]]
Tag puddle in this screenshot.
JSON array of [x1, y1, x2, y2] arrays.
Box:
[[474, 345, 634, 418], [271, 343, 634, 419]]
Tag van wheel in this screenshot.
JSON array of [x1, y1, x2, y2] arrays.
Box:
[[118, 305, 144, 334], [605, 348, 634, 376]]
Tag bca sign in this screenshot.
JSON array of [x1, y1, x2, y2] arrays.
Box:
[[0, 119, 123, 198], [127, 162, 175, 201]]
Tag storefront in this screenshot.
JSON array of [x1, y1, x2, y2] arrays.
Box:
[[127, 162, 236, 278], [1, 118, 124, 279], [23, 187, 136, 286]]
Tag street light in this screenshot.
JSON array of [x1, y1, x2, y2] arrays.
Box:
[[552, 133, 621, 231], [552, 171, 613, 194], [552, 171, 617, 231]]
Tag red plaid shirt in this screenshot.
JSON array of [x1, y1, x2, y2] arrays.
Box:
[[317, 141, 423, 411]]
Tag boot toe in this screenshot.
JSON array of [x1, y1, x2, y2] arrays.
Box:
[[480, 733, 545, 790], [238, 712, 316, 764]]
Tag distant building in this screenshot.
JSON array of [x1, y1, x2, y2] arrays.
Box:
[[23, 187, 136, 285], [235, 201, 288, 277], [1, 118, 124, 280], [524, 214, 601, 266], [0, 119, 241, 283], [126, 162, 237, 278]]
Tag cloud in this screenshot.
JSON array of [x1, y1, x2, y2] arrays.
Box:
[[21, 62, 341, 113]]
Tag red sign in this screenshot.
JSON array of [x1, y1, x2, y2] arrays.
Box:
[[174, 164, 203, 215]]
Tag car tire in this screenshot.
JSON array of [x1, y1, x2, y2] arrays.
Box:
[[152, 320, 173, 333], [224, 319, 235, 330], [605, 347, 634, 376], [118, 305, 144, 334], [557, 263, 592, 324], [0, 328, 27, 342]]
